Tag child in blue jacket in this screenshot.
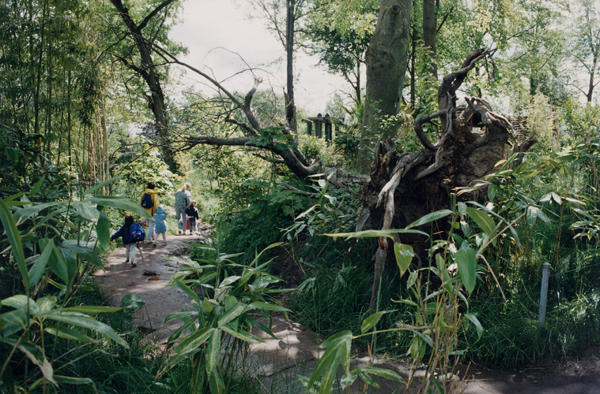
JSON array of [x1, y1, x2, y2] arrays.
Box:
[[110, 215, 138, 267], [153, 205, 167, 241]]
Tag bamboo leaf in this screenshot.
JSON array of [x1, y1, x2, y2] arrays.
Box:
[[405, 209, 453, 229], [466, 207, 496, 237], [455, 246, 477, 295], [464, 312, 484, 339], [324, 228, 428, 239], [206, 328, 221, 374], [1, 295, 40, 315], [220, 325, 261, 343], [217, 303, 248, 327], [393, 243, 414, 276], [44, 311, 128, 348], [0, 199, 30, 291], [173, 328, 214, 356], [29, 239, 55, 287], [361, 312, 384, 334], [96, 211, 111, 249]]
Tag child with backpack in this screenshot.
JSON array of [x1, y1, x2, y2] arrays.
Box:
[[185, 201, 199, 235], [153, 205, 168, 242], [140, 182, 159, 244], [110, 215, 145, 267]]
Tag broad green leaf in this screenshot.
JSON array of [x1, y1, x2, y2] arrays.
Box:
[[406, 209, 453, 229], [206, 328, 221, 374], [309, 330, 352, 393], [220, 275, 241, 287], [29, 239, 55, 287], [464, 312, 484, 340], [173, 328, 214, 356], [87, 196, 149, 217], [96, 212, 111, 249], [48, 246, 69, 283], [44, 311, 128, 348], [208, 369, 225, 394], [63, 306, 122, 313], [121, 294, 145, 311], [358, 369, 379, 388], [72, 201, 99, 221], [362, 367, 404, 382], [218, 303, 249, 327], [2, 295, 40, 315], [18, 342, 56, 386], [84, 175, 124, 195], [455, 247, 477, 295], [0, 199, 29, 291], [45, 326, 96, 343], [407, 271, 418, 289], [466, 207, 496, 237], [527, 206, 550, 226], [248, 301, 290, 312], [172, 278, 201, 304], [393, 243, 414, 276], [361, 312, 384, 333], [220, 325, 261, 343], [324, 228, 428, 239], [0, 309, 30, 336]]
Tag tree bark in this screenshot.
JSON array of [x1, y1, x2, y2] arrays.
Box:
[[285, 0, 298, 132], [358, 0, 412, 172]]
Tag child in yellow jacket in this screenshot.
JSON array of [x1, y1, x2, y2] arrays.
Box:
[[140, 182, 159, 243]]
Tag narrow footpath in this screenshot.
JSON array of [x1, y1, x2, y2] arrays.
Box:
[[95, 235, 600, 393]]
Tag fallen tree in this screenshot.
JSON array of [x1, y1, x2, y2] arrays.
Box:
[[357, 48, 519, 307]]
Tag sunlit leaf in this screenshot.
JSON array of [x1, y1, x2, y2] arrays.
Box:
[[455, 246, 477, 295], [361, 311, 384, 333], [393, 243, 414, 276], [406, 209, 453, 229]]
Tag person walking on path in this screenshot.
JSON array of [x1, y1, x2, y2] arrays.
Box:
[[110, 215, 141, 267], [186, 201, 199, 235], [140, 182, 159, 244], [174, 183, 191, 235], [153, 205, 168, 242]]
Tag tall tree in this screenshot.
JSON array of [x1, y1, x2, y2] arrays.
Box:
[[250, 0, 308, 132], [358, 0, 412, 172], [109, 0, 179, 172]]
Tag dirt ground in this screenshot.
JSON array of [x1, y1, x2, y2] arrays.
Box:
[[95, 233, 600, 393]]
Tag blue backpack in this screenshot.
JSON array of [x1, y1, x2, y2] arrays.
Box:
[[129, 223, 145, 242], [140, 193, 153, 209]]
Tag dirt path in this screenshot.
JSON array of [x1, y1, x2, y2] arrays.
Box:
[[95, 236, 600, 393]]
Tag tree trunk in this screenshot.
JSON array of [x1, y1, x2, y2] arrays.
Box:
[[285, 0, 297, 133], [358, 0, 412, 172], [110, 0, 178, 172], [358, 49, 520, 308], [422, 0, 437, 80]]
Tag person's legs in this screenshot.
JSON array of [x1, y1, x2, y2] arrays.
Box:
[[129, 243, 136, 266], [188, 218, 196, 234], [126, 243, 136, 266], [147, 219, 156, 241], [176, 207, 185, 233], [161, 232, 166, 241]]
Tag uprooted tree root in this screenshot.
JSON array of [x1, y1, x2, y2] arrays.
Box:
[[358, 49, 532, 307]]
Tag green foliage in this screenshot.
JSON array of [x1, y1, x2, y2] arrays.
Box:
[[160, 243, 288, 393]]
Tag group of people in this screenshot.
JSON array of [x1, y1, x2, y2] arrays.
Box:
[[110, 182, 200, 267]]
